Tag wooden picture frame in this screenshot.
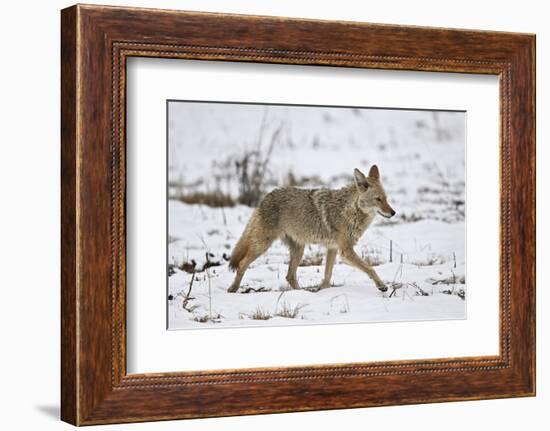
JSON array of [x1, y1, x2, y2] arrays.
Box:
[[61, 4, 535, 425]]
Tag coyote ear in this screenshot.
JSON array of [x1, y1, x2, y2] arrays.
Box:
[[368, 164, 380, 179], [353, 168, 369, 189]]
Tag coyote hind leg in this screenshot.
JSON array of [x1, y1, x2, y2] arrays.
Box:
[[227, 237, 275, 293], [320, 248, 337, 289], [282, 235, 304, 290]]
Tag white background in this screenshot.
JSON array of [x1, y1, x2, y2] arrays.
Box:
[[127, 59, 499, 373], [0, 0, 546, 430]]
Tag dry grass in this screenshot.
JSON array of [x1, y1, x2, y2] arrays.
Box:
[[299, 249, 324, 267], [285, 171, 324, 188], [398, 212, 425, 223], [412, 253, 445, 267], [275, 302, 307, 319], [250, 307, 272, 320], [429, 273, 466, 285], [193, 313, 222, 323], [362, 250, 385, 267], [178, 191, 235, 208]]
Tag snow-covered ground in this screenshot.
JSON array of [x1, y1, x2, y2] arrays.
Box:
[[167, 102, 466, 329]]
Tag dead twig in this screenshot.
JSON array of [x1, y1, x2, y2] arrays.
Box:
[[410, 282, 430, 296], [241, 286, 271, 294], [181, 272, 197, 312]]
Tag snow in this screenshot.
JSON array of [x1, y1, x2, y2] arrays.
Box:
[[167, 103, 466, 329]]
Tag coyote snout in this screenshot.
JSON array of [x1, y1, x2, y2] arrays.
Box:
[[228, 165, 396, 293]]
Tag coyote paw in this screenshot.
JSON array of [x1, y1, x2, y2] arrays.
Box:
[[285, 276, 301, 290], [376, 283, 388, 292], [227, 285, 239, 293]]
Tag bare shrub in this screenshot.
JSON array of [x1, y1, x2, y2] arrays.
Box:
[[235, 110, 283, 207]]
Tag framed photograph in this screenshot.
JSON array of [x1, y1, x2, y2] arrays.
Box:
[[61, 4, 536, 425], [165, 101, 467, 329]]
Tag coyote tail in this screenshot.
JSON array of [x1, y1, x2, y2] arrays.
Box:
[[229, 224, 252, 271], [229, 235, 248, 271]]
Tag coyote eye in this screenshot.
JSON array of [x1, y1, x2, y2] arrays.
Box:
[[376, 197, 382, 202]]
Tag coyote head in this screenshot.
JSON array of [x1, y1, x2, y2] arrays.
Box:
[[353, 166, 396, 219]]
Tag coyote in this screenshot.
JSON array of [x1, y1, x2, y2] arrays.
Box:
[[228, 165, 396, 293]]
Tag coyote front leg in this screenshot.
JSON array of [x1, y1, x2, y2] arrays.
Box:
[[340, 246, 388, 292]]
